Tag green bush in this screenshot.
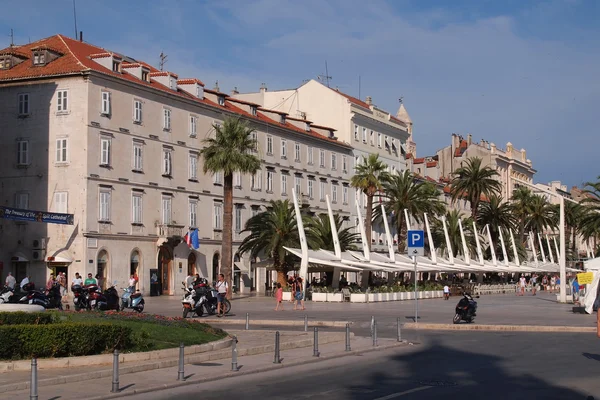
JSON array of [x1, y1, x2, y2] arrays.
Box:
[[0, 312, 54, 326], [0, 323, 132, 360]]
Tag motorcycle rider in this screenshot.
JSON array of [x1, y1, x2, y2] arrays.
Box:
[[5, 272, 16, 290]]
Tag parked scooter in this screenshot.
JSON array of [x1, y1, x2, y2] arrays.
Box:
[[181, 283, 206, 318], [87, 284, 120, 311], [72, 284, 90, 311], [19, 283, 63, 310], [453, 293, 478, 324], [203, 284, 231, 316], [0, 286, 22, 304], [120, 286, 145, 313]]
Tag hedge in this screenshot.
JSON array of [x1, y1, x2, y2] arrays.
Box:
[[0, 323, 132, 360], [0, 312, 54, 326]]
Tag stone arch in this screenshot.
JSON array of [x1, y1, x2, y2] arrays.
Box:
[[130, 249, 141, 290], [96, 248, 110, 291]]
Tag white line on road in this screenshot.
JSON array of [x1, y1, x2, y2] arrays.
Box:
[[372, 386, 432, 399]]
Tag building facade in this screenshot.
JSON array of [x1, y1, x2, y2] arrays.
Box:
[[0, 35, 353, 295]]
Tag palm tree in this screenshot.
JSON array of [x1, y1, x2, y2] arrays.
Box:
[[200, 117, 261, 297], [525, 195, 558, 251], [450, 157, 502, 220], [306, 213, 359, 252], [477, 194, 516, 258], [238, 200, 316, 287], [579, 177, 600, 249], [431, 210, 477, 259], [374, 171, 445, 252], [510, 186, 533, 243], [564, 201, 583, 258], [350, 154, 388, 250]]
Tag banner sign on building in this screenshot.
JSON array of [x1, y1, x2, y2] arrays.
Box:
[[0, 206, 74, 225]]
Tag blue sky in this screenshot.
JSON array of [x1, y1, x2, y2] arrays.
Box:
[[1, 0, 598, 189]]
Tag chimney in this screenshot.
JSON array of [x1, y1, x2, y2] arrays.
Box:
[[231, 86, 239, 96], [79, 31, 83, 42], [365, 96, 372, 105], [213, 81, 220, 92], [467, 134, 472, 145], [260, 83, 267, 93]]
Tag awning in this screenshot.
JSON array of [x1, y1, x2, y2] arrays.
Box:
[[46, 250, 73, 263], [11, 252, 29, 262]]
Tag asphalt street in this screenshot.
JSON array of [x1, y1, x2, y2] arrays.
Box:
[[132, 330, 599, 400]]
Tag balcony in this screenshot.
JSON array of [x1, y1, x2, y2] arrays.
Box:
[[156, 224, 184, 238]]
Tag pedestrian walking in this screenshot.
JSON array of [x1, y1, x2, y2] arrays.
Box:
[[573, 277, 580, 304], [293, 277, 305, 311], [274, 283, 284, 311], [443, 284, 450, 300], [531, 274, 538, 296], [518, 275, 526, 296], [46, 273, 56, 290]]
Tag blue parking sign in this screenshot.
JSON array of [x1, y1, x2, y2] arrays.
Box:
[[407, 230, 424, 256]]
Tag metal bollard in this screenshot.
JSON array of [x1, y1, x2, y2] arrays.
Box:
[[370, 315, 375, 337], [231, 336, 239, 371], [372, 321, 378, 347], [304, 314, 308, 332], [30, 357, 38, 400], [245, 312, 250, 330], [397, 317, 402, 342], [345, 323, 351, 352], [111, 349, 119, 393], [313, 327, 320, 357], [177, 342, 185, 381], [273, 331, 281, 364]]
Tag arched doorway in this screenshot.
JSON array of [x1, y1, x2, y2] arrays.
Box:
[[97, 250, 109, 290], [130, 250, 140, 290], [158, 246, 173, 295], [233, 253, 241, 293], [212, 253, 220, 283], [187, 253, 196, 276]]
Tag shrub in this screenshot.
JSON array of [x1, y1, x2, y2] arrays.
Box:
[[0, 312, 54, 326], [0, 323, 132, 360]]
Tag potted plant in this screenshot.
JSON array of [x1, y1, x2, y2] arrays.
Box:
[[311, 286, 328, 302], [328, 287, 343, 302]]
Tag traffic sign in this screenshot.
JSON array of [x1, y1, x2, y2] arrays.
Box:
[[407, 230, 424, 257]]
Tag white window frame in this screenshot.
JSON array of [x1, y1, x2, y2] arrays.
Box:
[[161, 196, 172, 225], [133, 141, 143, 171], [320, 180, 326, 201], [15, 192, 29, 209], [342, 155, 347, 172], [354, 124, 359, 141], [218, 96, 225, 106], [294, 142, 301, 162], [132, 193, 142, 224], [281, 174, 287, 195], [214, 202, 223, 230], [251, 132, 258, 152], [281, 139, 287, 159], [133, 100, 142, 123], [343, 186, 348, 204], [189, 199, 198, 228], [213, 171, 223, 185], [251, 170, 262, 190], [57, 90, 68, 112], [319, 149, 325, 168], [163, 108, 171, 131], [54, 191, 68, 214], [370, 130, 374, 145], [100, 137, 111, 166], [101, 91, 111, 115], [378, 132, 382, 148], [362, 127, 367, 142], [308, 179, 314, 199], [332, 185, 338, 203], [99, 189, 111, 222], [266, 170, 274, 192], [331, 153, 337, 170], [294, 176, 301, 196], [163, 149, 172, 176], [267, 136, 273, 155], [189, 115, 197, 137], [18, 93, 29, 116], [189, 152, 198, 180], [307, 146, 314, 165], [17, 140, 29, 165], [55, 138, 68, 163], [235, 205, 242, 233], [234, 172, 242, 188]]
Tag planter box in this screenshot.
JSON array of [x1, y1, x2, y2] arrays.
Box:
[[437, 290, 443, 298], [391, 293, 398, 301], [351, 293, 367, 303], [311, 292, 327, 302], [282, 292, 292, 301], [328, 293, 343, 302]]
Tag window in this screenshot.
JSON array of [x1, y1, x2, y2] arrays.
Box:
[[213, 171, 223, 185], [161, 196, 172, 224], [57, 90, 68, 112], [251, 106, 257, 116], [308, 179, 314, 199], [234, 172, 242, 188], [132, 194, 142, 224], [354, 155, 360, 171], [133, 142, 143, 171], [342, 155, 347, 172], [280, 114, 286, 124], [163, 108, 171, 130], [251, 170, 262, 190], [307, 146, 314, 165], [189, 115, 197, 137], [133, 100, 142, 123], [99, 190, 111, 221], [15, 192, 29, 209], [235, 205, 242, 232], [266, 171, 274, 192], [332, 185, 338, 203], [295, 176, 301, 196], [163, 149, 172, 176], [377, 132, 382, 148], [281, 139, 287, 158], [370, 130, 374, 145], [343, 186, 348, 204], [33, 52, 45, 65], [384, 135, 390, 149], [354, 124, 359, 141], [267, 136, 273, 155], [251, 207, 260, 218], [218, 96, 225, 106], [320, 181, 326, 201], [362, 127, 367, 142], [189, 200, 198, 228], [17, 140, 29, 165], [101, 91, 111, 115], [18, 93, 29, 115], [331, 153, 337, 170], [112, 61, 120, 72], [100, 137, 111, 166], [54, 192, 68, 213], [189, 153, 198, 180], [319, 149, 325, 168], [142, 70, 149, 81], [250, 131, 258, 152], [214, 202, 223, 230], [294, 143, 301, 162], [55, 138, 68, 163], [281, 174, 287, 195]]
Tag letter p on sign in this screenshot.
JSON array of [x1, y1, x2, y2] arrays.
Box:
[[407, 230, 424, 257]]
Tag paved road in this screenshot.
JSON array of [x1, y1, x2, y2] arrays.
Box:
[[132, 330, 598, 400]]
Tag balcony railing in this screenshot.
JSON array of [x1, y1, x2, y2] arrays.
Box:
[[156, 224, 184, 238]]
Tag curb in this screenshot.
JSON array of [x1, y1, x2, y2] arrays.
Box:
[[86, 341, 409, 400], [202, 319, 352, 327], [3, 331, 350, 392], [402, 323, 596, 333]]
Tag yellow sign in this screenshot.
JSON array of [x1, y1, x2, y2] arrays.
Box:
[[577, 272, 594, 285]]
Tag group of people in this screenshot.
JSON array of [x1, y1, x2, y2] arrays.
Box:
[[274, 275, 305, 311], [184, 272, 229, 317], [517, 273, 581, 299]]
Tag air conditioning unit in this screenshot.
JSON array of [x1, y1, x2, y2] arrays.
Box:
[[32, 238, 46, 250], [32, 250, 45, 261]]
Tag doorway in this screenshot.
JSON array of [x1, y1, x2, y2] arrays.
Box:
[[13, 262, 27, 284], [158, 246, 172, 295], [130, 250, 140, 290], [212, 253, 220, 283], [97, 250, 109, 291], [188, 253, 196, 276], [48, 264, 69, 287]]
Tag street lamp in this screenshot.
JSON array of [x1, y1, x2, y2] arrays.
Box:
[[511, 177, 567, 303]]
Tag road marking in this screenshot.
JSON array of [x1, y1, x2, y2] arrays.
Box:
[[373, 386, 432, 399]]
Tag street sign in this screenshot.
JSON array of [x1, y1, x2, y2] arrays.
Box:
[[577, 272, 594, 285], [407, 230, 424, 257]]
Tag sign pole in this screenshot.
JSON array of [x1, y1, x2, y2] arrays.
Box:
[[414, 255, 418, 323], [407, 229, 424, 324]]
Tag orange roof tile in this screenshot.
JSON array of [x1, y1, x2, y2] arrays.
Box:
[[227, 97, 261, 107], [149, 71, 178, 78], [285, 116, 314, 123], [328, 86, 371, 109], [413, 157, 425, 164], [0, 48, 29, 58], [389, 115, 407, 127], [177, 78, 205, 87], [204, 88, 230, 97], [310, 124, 336, 132], [426, 161, 437, 168]]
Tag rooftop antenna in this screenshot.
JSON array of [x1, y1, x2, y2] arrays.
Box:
[[159, 52, 168, 71], [73, 0, 78, 39], [9, 29, 14, 46], [317, 61, 332, 88], [399, 97, 404, 104], [358, 75, 361, 100]]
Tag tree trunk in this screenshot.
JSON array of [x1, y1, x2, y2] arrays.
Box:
[[471, 199, 479, 221], [222, 173, 234, 299], [277, 270, 288, 288], [518, 220, 525, 244], [396, 213, 407, 253], [365, 194, 373, 251]]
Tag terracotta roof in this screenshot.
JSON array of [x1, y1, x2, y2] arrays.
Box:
[[149, 71, 178, 78], [285, 116, 314, 123], [204, 88, 230, 97], [405, 153, 413, 160], [90, 52, 122, 60], [227, 97, 261, 107], [257, 106, 288, 116], [426, 161, 438, 168], [121, 62, 148, 69], [328, 86, 371, 109], [177, 78, 205, 87], [0, 48, 29, 58], [389, 115, 407, 127], [413, 157, 425, 164], [30, 45, 63, 55], [310, 124, 336, 132]]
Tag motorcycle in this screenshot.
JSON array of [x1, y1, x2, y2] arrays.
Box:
[[453, 293, 478, 324], [19, 284, 62, 310], [87, 284, 120, 311], [181, 284, 207, 318], [72, 284, 90, 311], [203, 285, 231, 316], [120, 286, 145, 313], [0, 286, 22, 304]]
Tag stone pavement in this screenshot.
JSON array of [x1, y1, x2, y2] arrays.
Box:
[[1, 333, 406, 400]]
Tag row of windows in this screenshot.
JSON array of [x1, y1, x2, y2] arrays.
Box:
[[12, 191, 68, 213], [264, 137, 347, 171], [353, 124, 402, 154]]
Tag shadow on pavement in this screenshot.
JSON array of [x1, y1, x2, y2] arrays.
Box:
[[349, 338, 591, 400], [582, 353, 600, 362]]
